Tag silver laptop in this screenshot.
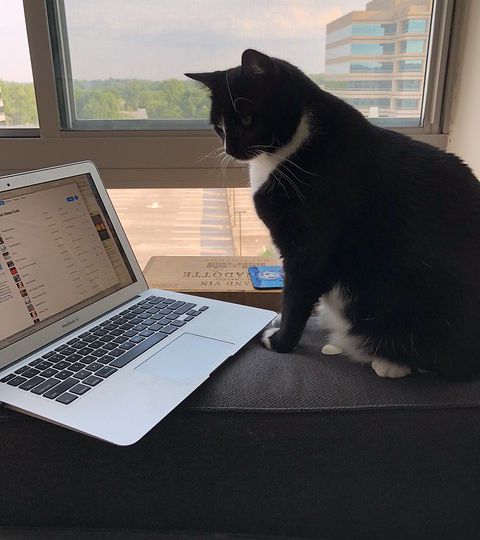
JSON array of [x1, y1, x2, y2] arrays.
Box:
[[0, 161, 275, 445]]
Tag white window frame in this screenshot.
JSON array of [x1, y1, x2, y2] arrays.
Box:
[[0, 0, 464, 188]]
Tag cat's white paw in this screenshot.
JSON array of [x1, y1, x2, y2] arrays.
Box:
[[322, 344, 343, 356], [371, 358, 412, 378], [262, 327, 279, 350], [271, 313, 282, 327]]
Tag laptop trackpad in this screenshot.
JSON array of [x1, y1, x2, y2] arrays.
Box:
[[135, 333, 236, 385]]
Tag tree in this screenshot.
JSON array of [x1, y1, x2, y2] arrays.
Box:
[[0, 80, 39, 127]]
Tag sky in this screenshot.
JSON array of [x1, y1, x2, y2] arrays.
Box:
[[0, 0, 368, 82]]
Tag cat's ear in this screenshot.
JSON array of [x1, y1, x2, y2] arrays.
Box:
[[185, 72, 216, 89], [241, 49, 276, 78]]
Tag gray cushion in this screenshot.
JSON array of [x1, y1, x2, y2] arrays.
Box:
[[1, 319, 479, 539]]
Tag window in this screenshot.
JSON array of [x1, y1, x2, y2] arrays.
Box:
[[398, 60, 423, 72], [107, 188, 274, 268], [326, 80, 392, 91], [351, 43, 396, 56], [350, 61, 394, 73], [345, 98, 391, 109], [397, 79, 421, 91], [395, 98, 419, 109], [0, 0, 39, 130], [400, 39, 425, 54], [402, 19, 428, 33], [352, 23, 397, 36]]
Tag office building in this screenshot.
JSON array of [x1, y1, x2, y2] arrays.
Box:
[[325, 0, 431, 121]]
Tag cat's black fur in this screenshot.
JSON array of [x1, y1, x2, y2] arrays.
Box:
[[186, 49, 480, 380]]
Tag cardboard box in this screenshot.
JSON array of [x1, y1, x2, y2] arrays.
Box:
[[144, 256, 283, 311]]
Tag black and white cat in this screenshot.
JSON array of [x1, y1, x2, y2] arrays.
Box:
[[186, 49, 480, 380]]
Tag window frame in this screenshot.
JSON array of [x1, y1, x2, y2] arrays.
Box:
[[0, 0, 462, 188]]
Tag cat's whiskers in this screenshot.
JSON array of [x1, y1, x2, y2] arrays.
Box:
[[195, 145, 224, 165]]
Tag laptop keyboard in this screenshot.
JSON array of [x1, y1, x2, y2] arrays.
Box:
[[0, 295, 208, 405]]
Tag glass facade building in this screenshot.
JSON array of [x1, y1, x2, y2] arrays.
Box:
[[325, 0, 432, 122]]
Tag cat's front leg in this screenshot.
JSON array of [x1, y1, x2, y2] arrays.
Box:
[[262, 272, 321, 353]]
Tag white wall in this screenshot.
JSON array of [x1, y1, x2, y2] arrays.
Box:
[[447, 0, 480, 178]]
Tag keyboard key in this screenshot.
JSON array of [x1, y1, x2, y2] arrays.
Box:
[[42, 351, 55, 359], [149, 323, 166, 331], [93, 328, 108, 336], [68, 363, 85, 372], [19, 376, 46, 391], [43, 379, 77, 399], [61, 347, 77, 355], [36, 360, 54, 370], [109, 348, 125, 357], [81, 356, 96, 365], [162, 298, 175, 304], [156, 309, 173, 316], [99, 335, 112, 343], [131, 307, 145, 315], [67, 354, 82, 362], [183, 315, 194, 322], [78, 347, 95, 356], [186, 310, 198, 316], [8, 376, 28, 386], [86, 363, 103, 372], [120, 323, 134, 331], [71, 384, 90, 395], [82, 335, 97, 343], [198, 306, 209, 311], [148, 297, 164, 304], [31, 378, 61, 395], [73, 370, 90, 380], [50, 354, 67, 361], [1, 373, 15, 383], [71, 342, 86, 350], [67, 338, 80, 345], [110, 329, 123, 337], [55, 344, 69, 352], [114, 336, 129, 343], [119, 342, 135, 350], [90, 341, 105, 349], [79, 332, 90, 338], [91, 349, 107, 358], [28, 358, 42, 367], [160, 325, 179, 335], [110, 332, 168, 369], [97, 355, 115, 365], [165, 313, 179, 320], [139, 329, 154, 337], [170, 301, 186, 310], [54, 361, 70, 371], [41, 368, 60, 378], [173, 302, 196, 315], [170, 320, 186, 327], [14, 366, 29, 375], [146, 307, 160, 314], [56, 370, 74, 380], [129, 336, 145, 344], [56, 393, 78, 405], [84, 375, 102, 387], [96, 366, 117, 378], [101, 342, 117, 350], [22, 368, 42, 379]]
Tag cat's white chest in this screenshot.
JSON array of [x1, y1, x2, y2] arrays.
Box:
[[249, 154, 277, 194]]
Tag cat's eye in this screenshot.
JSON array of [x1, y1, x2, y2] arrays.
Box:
[[241, 115, 252, 127]]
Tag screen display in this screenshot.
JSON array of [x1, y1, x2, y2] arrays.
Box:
[[0, 173, 136, 350]]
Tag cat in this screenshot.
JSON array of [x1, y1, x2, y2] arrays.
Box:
[[186, 49, 480, 380]]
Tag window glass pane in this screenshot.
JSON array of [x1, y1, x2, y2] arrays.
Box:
[[108, 188, 274, 269], [397, 79, 421, 90], [400, 39, 425, 53], [53, 0, 433, 129], [398, 59, 423, 72], [0, 0, 39, 129], [402, 19, 427, 33]]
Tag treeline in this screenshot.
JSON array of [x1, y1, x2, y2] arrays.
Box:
[[1, 75, 326, 126]]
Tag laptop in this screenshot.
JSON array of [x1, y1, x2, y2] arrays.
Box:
[[0, 161, 275, 445]]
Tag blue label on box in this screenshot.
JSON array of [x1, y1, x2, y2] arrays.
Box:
[[248, 266, 284, 289]]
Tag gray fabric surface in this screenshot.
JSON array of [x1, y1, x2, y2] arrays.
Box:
[[1, 319, 479, 539], [183, 318, 480, 411]]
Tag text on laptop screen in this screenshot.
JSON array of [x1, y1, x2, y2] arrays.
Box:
[[0, 174, 136, 350]]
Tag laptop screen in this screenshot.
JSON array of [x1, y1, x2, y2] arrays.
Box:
[[0, 173, 137, 351]]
